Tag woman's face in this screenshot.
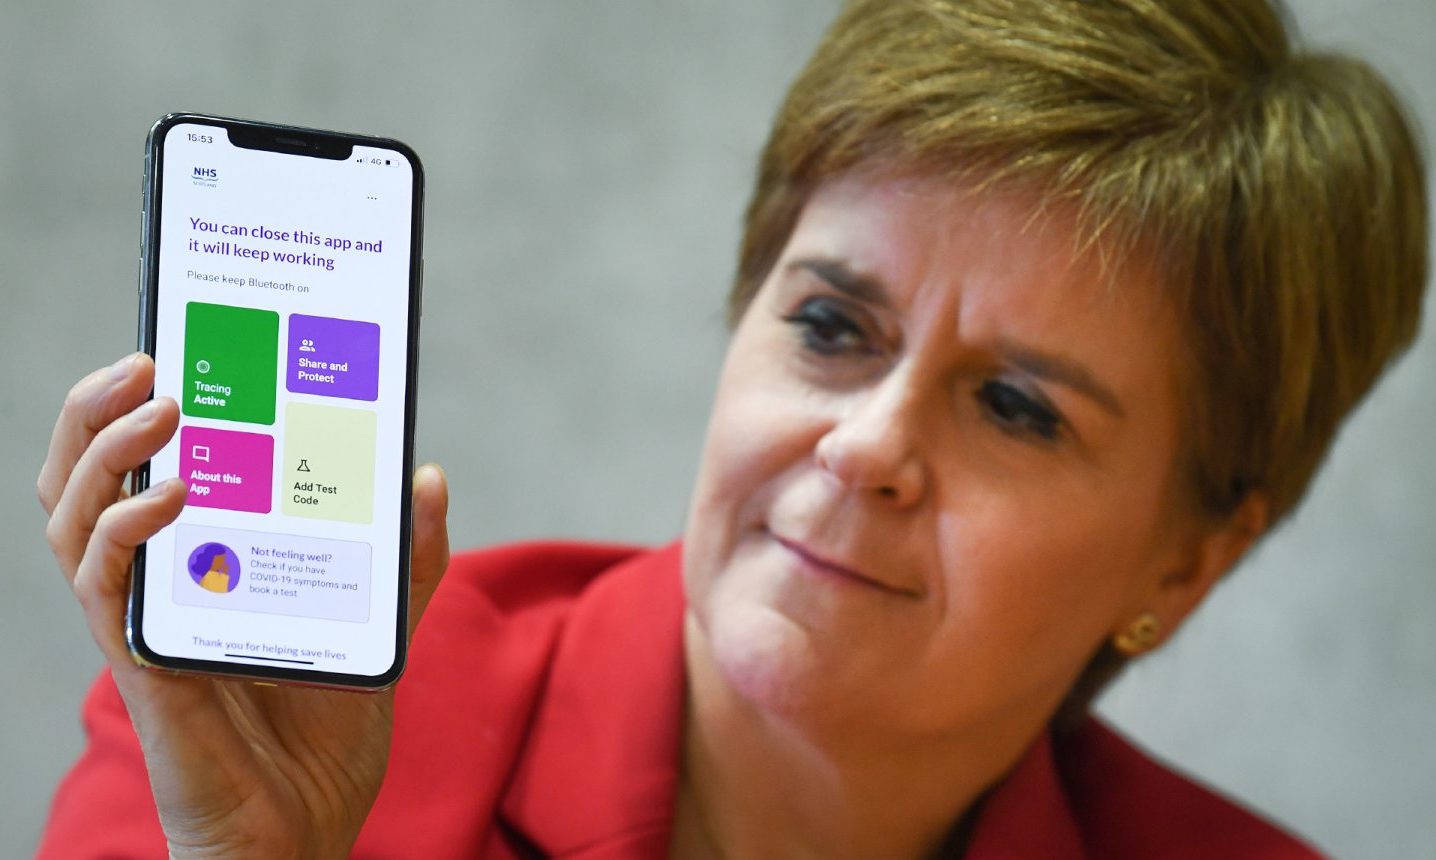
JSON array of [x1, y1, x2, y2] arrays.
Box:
[[683, 172, 1224, 737]]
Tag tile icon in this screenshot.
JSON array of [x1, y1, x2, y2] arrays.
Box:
[[179, 425, 274, 513], [282, 403, 376, 523], [183, 302, 279, 425], [286, 314, 381, 402]]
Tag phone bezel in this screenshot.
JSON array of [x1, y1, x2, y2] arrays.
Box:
[[128, 112, 425, 691]]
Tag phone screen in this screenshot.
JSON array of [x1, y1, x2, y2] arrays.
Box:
[[131, 116, 422, 686]]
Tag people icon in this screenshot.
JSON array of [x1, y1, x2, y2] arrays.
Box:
[[187, 542, 241, 594]]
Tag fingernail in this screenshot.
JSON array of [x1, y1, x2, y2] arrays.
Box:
[[133, 398, 165, 422], [138, 478, 178, 497], [109, 352, 140, 383]]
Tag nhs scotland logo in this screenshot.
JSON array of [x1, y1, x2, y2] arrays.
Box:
[[191, 166, 218, 187]]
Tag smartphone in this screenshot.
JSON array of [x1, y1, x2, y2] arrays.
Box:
[[128, 113, 424, 689]]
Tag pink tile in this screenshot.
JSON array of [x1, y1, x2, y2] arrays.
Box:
[[179, 426, 274, 513]]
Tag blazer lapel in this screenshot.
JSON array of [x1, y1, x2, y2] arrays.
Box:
[[964, 729, 1088, 860], [497, 543, 687, 859]]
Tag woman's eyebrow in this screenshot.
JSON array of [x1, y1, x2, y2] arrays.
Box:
[[996, 338, 1126, 419], [788, 258, 891, 306]]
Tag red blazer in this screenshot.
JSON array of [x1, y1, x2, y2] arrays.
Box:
[[39, 541, 1324, 859]]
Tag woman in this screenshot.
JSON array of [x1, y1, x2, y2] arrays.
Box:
[[191, 543, 234, 594], [36, 0, 1425, 857]]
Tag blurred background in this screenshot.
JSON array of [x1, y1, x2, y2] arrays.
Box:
[[1, 1, 1431, 856]]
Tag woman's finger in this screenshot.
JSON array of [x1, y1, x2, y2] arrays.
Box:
[[46, 397, 180, 581], [37, 353, 155, 514], [406, 463, 450, 642], [72, 478, 187, 669]]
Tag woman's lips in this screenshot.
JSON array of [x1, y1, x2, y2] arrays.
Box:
[[772, 533, 917, 597]]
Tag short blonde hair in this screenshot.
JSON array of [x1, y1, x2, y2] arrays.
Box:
[[731, 0, 1427, 527]]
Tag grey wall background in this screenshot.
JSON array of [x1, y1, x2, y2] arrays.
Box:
[[1, 1, 1430, 857]]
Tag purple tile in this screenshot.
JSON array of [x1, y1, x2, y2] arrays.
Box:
[[286, 314, 380, 401]]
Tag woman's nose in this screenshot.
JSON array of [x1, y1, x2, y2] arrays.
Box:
[[813, 378, 926, 507]]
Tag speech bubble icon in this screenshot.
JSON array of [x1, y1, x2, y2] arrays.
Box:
[[192, 445, 211, 463]]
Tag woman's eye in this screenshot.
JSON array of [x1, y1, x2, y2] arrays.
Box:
[[782, 297, 874, 357], [977, 380, 1062, 442]]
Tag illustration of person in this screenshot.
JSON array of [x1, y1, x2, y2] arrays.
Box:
[[200, 554, 230, 593], [190, 543, 236, 594]]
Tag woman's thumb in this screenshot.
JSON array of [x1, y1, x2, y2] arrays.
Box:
[[406, 463, 450, 641]]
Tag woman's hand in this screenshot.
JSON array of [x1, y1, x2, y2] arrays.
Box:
[[38, 353, 451, 860]]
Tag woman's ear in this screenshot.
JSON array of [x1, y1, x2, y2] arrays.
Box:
[[1126, 490, 1271, 650]]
